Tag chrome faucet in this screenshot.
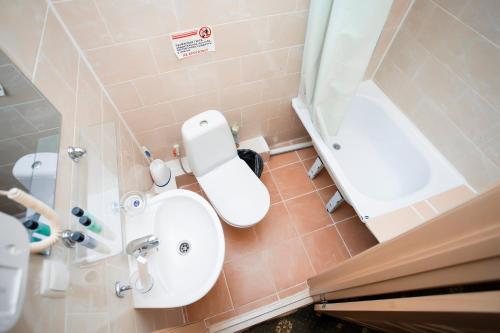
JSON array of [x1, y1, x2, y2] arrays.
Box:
[[115, 235, 160, 298], [126, 235, 160, 259]]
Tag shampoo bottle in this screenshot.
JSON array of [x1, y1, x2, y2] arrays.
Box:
[[72, 207, 102, 233], [70, 232, 110, 254], [23, 218, 51, 237]]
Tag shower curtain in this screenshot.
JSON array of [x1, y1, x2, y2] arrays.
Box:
[[299, 0, 393, 142]]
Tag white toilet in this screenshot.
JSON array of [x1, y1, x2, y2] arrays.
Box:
[[182, 110, 270, 228]]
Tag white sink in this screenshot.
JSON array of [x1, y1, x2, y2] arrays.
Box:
[[124, 189, 225, 308]]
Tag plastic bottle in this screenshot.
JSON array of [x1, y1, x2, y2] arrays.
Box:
[[23, 219, 51, 236], [70, 232, 110, 254], [78, 216, 103, 233], [72, 207, 102, 233]]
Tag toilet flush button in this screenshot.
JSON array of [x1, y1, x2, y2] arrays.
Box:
[[199, 120, 208, 127]]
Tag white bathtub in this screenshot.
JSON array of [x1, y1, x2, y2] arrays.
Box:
[[292, 80, 467, 221]]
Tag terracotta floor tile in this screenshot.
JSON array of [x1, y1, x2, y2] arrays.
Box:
[[302, 226, 350, 274], [175, 174, 197, 187], [278, 282, 308, 299], [317, 185, 337, 204], [286, 192, 332, 235], [296, 147, 317, 160], [185, 273, 233, 322], [264, 238, 315, 291], [223, 252, 276, 307], [181, 182, 201, 192], [205, 294, 278, 326], [302, 158, 334, 189], [271, 162, 314, 200], [260, 173, 282, 204], [267, 151, 299, 170], [222, 223, 260, 262], [336, 217, 378, 256], [254, 203, 297, 247], [318, 186, 357, 223]]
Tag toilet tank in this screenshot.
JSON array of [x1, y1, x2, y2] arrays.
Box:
[[182, 110, 237, 177]]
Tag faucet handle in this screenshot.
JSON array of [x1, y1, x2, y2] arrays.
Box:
[[126, 234, 159, 257]]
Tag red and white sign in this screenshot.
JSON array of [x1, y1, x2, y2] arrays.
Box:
[[170, 26, 215, 59]]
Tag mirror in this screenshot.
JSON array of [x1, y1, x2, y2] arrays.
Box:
[[0, 49, 61, 220]]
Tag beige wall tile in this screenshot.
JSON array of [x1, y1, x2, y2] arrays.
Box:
[[67, 263, 108, 313], [385, 0, 412, 30], [261, 73, 300, 101], [365, 0, 412, 79], [435, 0, 500, 47], [54, 0, 113, 49], [408, 97, 500, 191], [86, 40, 158, 84], [366, 207, 424, 243], [479, 130, 500, 170], [133, 70, 193, 106], [241, 49, 288, 82], [267, 12, 308, 49], [239, 0, 296, 17], [364, 28, 396, 79], [286, 45, 304, 74], [241, 99, 281, 124], [383, 26, 429, 79], [67, 313, 110, 333], [122, 102, 175, 133], [106, 82, 143, 112], [95, 0, 178, 42], [375, 0, 500, 191], [33, 54, 77, 120], [39, 10, 80, 90], [220, 81, 263, 111], [416, 1, 500, 110], [170, 91, 220, 122], [457, 0, 500, 47], [433, 0, 470, 16], [188, 58, 241, 94], [103, 262, 136, 333], [173, 0, 242, 28], [222, 109, 242, 125], [135, 123, 182, 158], [212, 17, 270, 60], [412, 201, 437, 220], [0, 0, 47, 78], [76, 60, 102, 128], [403, 0, 436, 36], [295, 0, 310, 10], [428, 185, 475, 213]]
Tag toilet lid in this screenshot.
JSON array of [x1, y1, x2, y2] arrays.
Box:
[[197, 157, 270, 228]]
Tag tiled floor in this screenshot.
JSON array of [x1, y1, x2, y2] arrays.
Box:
[[176, 147, 378, 327]]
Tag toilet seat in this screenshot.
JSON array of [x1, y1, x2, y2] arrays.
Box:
[[197, 156, 270, 228]]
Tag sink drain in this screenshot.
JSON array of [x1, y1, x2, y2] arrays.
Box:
[[333, 143, 341, 150], [178, 241, 191, 255]]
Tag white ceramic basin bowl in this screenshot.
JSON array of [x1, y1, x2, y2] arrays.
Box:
[[125, 189, 225, 308]]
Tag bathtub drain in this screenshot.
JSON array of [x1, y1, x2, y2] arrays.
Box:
[[333, 143, 341, 150]]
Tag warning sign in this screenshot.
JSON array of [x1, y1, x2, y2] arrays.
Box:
[[170, 26, 215, 59]]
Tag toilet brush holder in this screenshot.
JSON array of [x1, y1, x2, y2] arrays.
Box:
[[149, 159, 171, 191]]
